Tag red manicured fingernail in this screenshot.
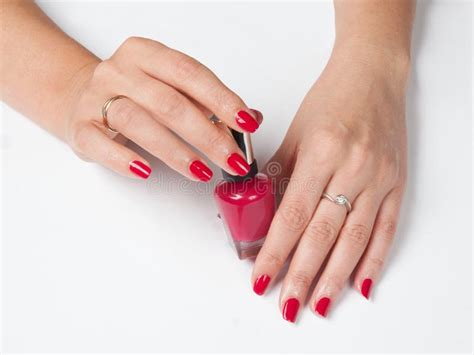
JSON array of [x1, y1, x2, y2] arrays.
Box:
[[282, 298, 300, 323], [227, 153, 250, 176], [129, 160, 151, 179], [235, 110, 259, 133], [253, 275, 271, 296], [361, 278, 373, 299], [189, 160, 213, 182], [315, 297, 331, 317], [249, 108, 264, 125]]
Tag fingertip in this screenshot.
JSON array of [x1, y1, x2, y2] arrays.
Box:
[[360, 278, 373, 300], [227, 153, 251, 176], [282, 298, 300, 323], [189, 159, 213, 182], [314, 296, 331, 318], [129, 159, 152, 179], [235, 110, 260, 133], [253, 274, 271, 296], [249, 108, 264, 125]]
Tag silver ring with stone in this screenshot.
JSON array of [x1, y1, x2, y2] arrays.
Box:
[[322, 192, 352, 213]]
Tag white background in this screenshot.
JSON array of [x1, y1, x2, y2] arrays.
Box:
[[1, 0, 472, 353]]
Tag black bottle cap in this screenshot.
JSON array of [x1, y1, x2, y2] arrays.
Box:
[[222, 129, 258, 183]]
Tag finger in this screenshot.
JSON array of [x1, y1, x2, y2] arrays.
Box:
[[188, 97, 213, 119], [184, 97, 266, 130], [278, 173, 364, 323], [124, 37, 261, 133], [310, 190, 382, 318], [251, 108, 264, 126], [251, 155, 331, 312], [353, 187, 404, 299], [106, 97, 213, 182], [70, 122, 152, 179], [211, 110, 262, 134], [121, 75, 251, 177]]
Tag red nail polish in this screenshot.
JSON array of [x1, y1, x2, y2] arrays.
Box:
[[227, 153, 251, 176], [282, 298, 300, 323], [235, 110, 259, 133], [315, 297, 331, 317], [189, 160, 213, 182], [253, 275, 271, 296], [129, 160, 151, 179], [361, 278, 373, 299], [215, 132, 275, 259]]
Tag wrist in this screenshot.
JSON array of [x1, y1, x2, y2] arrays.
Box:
[[331, 36, 411, 88], [58, 59, 99, 140]]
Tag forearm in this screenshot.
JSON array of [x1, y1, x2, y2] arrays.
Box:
[[329, 0, 416, 90], [334, 0, 416, 53], [0, 1, 100, 139]]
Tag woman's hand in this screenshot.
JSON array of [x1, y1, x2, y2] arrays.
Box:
[[252, 41, 410, 322], [65, 36, 262, 181]]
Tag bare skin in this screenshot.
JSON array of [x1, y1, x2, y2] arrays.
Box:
[[1, 0, 415, 321]]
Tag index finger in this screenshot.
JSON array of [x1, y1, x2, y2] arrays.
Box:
[[252, 154, 331, 297], [124, 37, 261, 133]]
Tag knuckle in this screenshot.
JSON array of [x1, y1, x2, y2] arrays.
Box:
[[288, 271, 313, 289], [206, 131, 230, 151], [379, 154, 397, 171], [213, 88, 242, 113], [353, 144, 375, 166], [305, 219, 338, 250], [378, 220, 397, 242], [158, 144, 179, 163], [115, 37, 163, 62], [284, 172, 320, 197], [368, 256, 385, 268], [121, 36, 144, 50], [277, 201, 310, 231], [376, 156, 400, 183], [156, 91, 186, 118], [323, 274, 345, 292], [345, 144, 377, 177], [92, 60, 118, 83], [351, 140, 375, 160], [259, 249, 286, 268], [108, 99, 137, 129], [311, 148, 336, 167], [307, 131, 344, 166], [173, 54, 204, 82], [342, 223, 371, 247], [316, 123, 345, 138], [318, 124, 350, 145]]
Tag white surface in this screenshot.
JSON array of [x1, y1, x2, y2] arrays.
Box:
[[1, 0, 472, 353]]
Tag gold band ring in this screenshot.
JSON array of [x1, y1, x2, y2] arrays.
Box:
[[102, 95, 127, 133]]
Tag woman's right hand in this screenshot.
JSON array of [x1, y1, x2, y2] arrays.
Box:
[[65, 36, 262, 181]]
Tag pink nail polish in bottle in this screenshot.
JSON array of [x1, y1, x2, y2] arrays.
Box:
[[214, 129, 275, 259]]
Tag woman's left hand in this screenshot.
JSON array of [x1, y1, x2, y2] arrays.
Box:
[[251, 41, 410, 322]]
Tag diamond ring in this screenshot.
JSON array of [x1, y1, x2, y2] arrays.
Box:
[[322, 192, 352, 213]]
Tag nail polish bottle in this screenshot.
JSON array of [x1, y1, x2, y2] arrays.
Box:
[[214, 130, 275, 259]]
